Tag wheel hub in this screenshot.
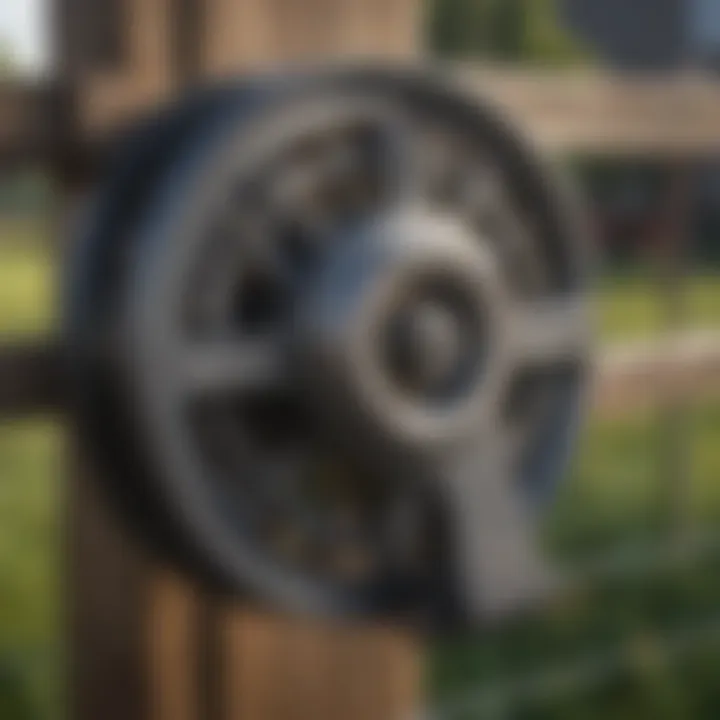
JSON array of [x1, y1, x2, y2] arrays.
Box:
[[296, 206, 506, 451], [387, 297, 466, 397]]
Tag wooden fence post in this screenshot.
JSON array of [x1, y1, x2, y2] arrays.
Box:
[[57, 1, 425, 719]]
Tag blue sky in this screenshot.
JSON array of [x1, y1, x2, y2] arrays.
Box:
[[0, 0, 47, 73]]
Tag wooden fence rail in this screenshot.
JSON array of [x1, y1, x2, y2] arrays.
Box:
[[459, 68, 720, 155], [3, 333, 719, 418], [0, 81, 63, 168], [4, 69, 720, 170]]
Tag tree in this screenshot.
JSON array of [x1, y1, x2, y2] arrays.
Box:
[[429, 0, 495, 57], [428, 0, 590, 65], [488, 0, 526, 60], [523, 0, 590, 65]]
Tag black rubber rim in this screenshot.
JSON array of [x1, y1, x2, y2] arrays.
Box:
[[67, 66, 593, 621]]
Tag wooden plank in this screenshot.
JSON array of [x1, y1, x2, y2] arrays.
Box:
[[68, 448, 153, 720], [55, 0, 176, 141], [592, 332, 720, 419], [81, 1, 174, 138], [148, 573, 203, 720], [0, 79, 105, 178], [220, 610, 422, 720], [199, 0, 421, 76], [172, 0, 204, 84], [458, 67, 720, 155], [57, 65, 720, 158], [0, 82, 62, 168], [6, 68, 720, 171]]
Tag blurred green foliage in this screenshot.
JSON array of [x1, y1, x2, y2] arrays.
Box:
[[0, 227, 62, 720], [599, 271, 720, 343], [434, 402, 720, 719], [0, 220, 55, 337], [428, 0, 590, 64], [0, 423, 61, 720]]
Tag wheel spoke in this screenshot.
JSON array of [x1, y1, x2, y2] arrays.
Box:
[[495, 211, 547, 290], [177, 336, 286, 396], [458, 163, 505, 219], [507, 295, 590, 367], [440, 432, 556, 621], [465, 184, 547, 291], [371, 110, 431, 204]]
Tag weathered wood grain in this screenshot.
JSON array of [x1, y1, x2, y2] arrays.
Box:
[[56, 2, 426, 720], [459, 67, 720, 156], [5, 69, 720, 171], [0, 82, 62, 168]]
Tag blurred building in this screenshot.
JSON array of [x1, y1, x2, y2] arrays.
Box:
[[563, 0, 720, 266], [563, 0, 720, 69]]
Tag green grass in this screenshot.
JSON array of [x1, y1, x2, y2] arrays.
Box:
[[433, 402, 720, 719], [0, 221, 55, 338], [599, 270, 720, 344], [0, 422, 61, 720], [0, 224, 60, 720], [0, 224, 719, 718]]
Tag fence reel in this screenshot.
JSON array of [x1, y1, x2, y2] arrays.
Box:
[[66, 68, 592, 625]]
